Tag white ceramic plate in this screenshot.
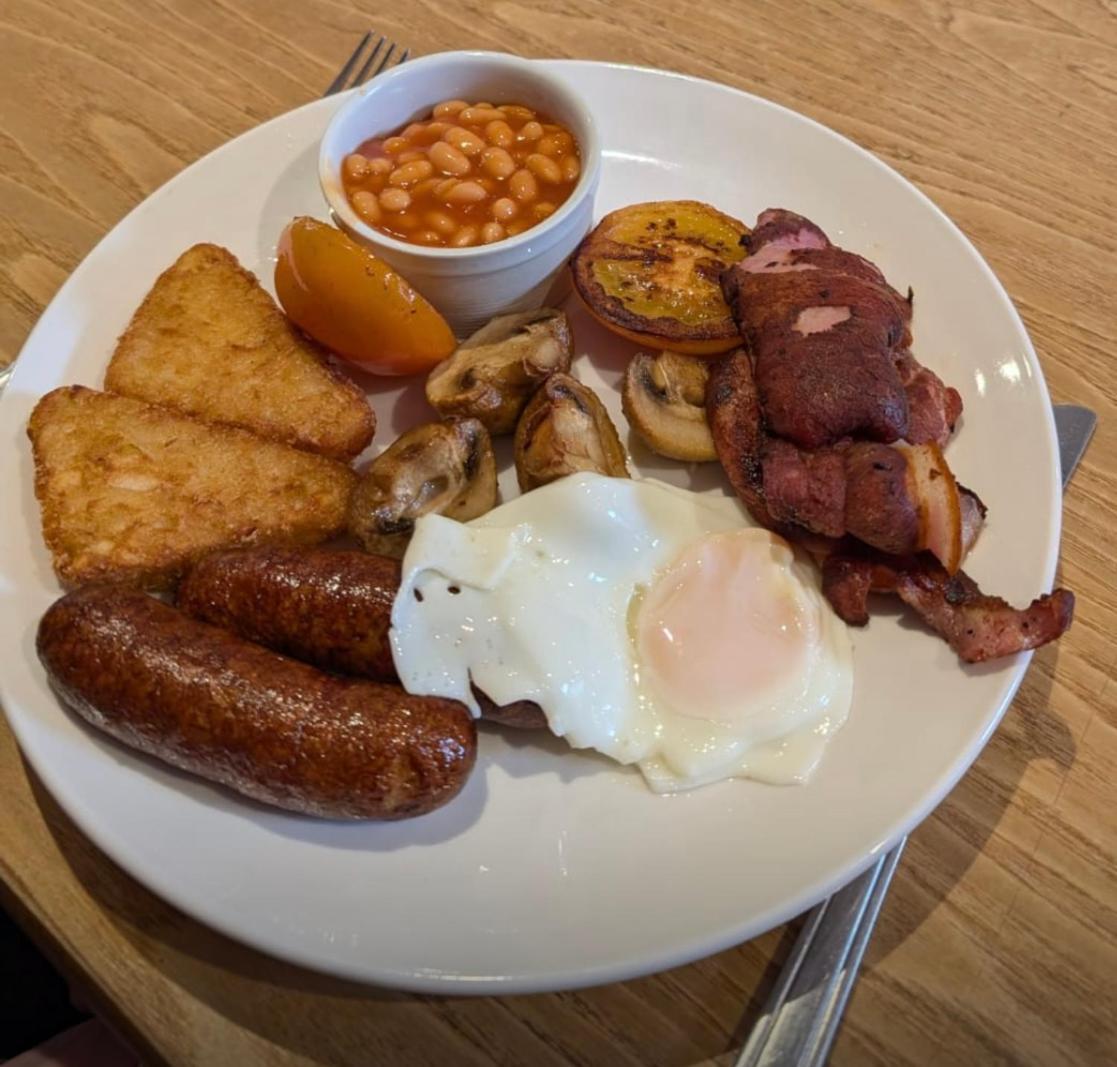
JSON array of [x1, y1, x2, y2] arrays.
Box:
[[0, 61, 1060, 994]]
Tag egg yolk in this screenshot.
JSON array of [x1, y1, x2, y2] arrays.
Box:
[[635, 528, 814, 725]]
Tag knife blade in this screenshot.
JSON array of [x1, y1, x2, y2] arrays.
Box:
[[1055, 404, 1097, 487]]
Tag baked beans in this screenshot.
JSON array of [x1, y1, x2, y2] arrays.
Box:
[[342, 101, 582, 248]]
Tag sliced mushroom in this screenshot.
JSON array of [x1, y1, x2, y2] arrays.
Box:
[[514, 373, 629, 491], [425, 308, 573, 434], [348, 418, 497, 558], [621, 350, 717, 462]]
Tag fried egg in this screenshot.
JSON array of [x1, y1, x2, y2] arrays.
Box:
[[390, 473, 852, 792]]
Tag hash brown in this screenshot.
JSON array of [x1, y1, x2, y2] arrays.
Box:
[[28, 386, 355, 589], [105, 243, 375, 460]]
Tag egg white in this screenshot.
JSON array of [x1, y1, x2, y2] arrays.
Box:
[[390, 473, 852, 792]]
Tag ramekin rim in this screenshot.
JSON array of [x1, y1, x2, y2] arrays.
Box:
[[318, 50, 601, 261]]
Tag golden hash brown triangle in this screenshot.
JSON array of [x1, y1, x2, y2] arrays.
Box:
[[104, 243, 374, 460], [28, 386, 355, 589]]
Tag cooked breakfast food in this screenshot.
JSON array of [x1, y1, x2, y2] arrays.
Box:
[[177, 546, 548, 730], [392, 473, 852, 792], [37, 585, 476, 819], [275, 217, 455, 376], [709, 347, 974, 567], [472, 695, 549, 730], [425, 308, 573, 433], [104, 243, 375, 460], [348, 418, 497, 557], [22, 182, 1077, 823], [513, 373, 629, 490], [709, 208, 1073, 660], [179, 547, 401, 681], [821, 542, 1075, 662], [341, 99, 581, 247], [572, 201, 749, 354], [28, 386, 354, 589], [719, 209, 960, 451], [622, 350, 716, 462]]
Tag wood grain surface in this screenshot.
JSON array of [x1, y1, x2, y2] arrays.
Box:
[[2, 1, 1115, 1064]]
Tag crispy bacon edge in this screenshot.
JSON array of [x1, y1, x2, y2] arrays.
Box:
[[822, 544, 1075, 663]]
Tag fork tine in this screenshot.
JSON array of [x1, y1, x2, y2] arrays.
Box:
[[324, 30, 371, 96], [353, 34, 386, 87], [371, 41, 397, 79], [396, 48, 410, 67]]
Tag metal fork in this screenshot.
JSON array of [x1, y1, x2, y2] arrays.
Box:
[[737, 402, 1096, 1067], [324, 31, 409, 96]]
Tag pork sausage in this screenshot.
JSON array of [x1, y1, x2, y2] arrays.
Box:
[[178, 547, 399, 680], [178, 547, 549, 730], [37, 585, 476, 819]]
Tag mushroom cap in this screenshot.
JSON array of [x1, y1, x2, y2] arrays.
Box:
[[622, 350, 717, 462], [425, 308, 573, 435], [347, 418, 498, 558], [513, 373, 629, 491]]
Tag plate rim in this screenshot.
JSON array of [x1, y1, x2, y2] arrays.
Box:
[[0, 57, 1061, 994]]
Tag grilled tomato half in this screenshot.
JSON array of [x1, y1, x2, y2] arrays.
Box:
[[571, 201, 750, 356], [275, 217, 455, 376]]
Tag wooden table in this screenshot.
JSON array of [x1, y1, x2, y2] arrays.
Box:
[[2, 2, 1114, 1063]]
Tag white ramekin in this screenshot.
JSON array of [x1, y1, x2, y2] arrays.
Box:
[[319, 51, 601, 336]]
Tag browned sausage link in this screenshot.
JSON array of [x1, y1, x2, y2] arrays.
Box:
[[178, 546, 549, 730], [178, 547, 400, 681], [37, 586, 476, 820], [473, 688, 549, 730]]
